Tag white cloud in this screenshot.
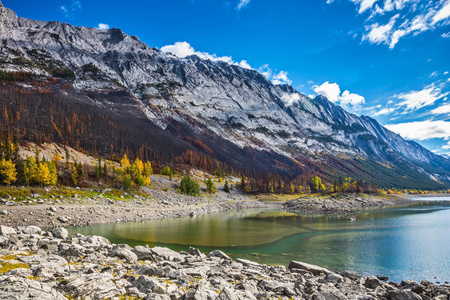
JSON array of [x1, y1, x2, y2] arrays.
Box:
[[258, 65, 293, 85], [432, 0, 450, 25], [431, 104, 450, 115], [443, 141, 450, 149], [385, 120, 450, 140], [313, 81, 341, 102], [161, 41, 252, 69], [363, 14, 399, 47], [340, 0, 450, 48], [312, 81, 365, 108], [281, 93, 301, 106], [236, 0, 251, 10], [60, 6, 68, 14], [340, 90, 365, 106], [372, 107, 396, 116], [389, 29, 406, 48], [272, 71, 292, 85], [442, 32, 450, 38], [351, 0, 378, 14], [97, 23, 110, 30], [395, 85, 448, 110], [445, 71, 449, 75], [430, 71, 438, 77]]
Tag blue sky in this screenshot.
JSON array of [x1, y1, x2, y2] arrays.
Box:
[[4, 0, 450, 155]]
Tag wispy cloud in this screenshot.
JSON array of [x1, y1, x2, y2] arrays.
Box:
[[60, 0, 82, 17], [258, 65, 293, 85], [161, 41, 252, 69], [395, 85, 448, 111], [385, 120, 450, 141], [328, 0, 450, 48], [431, 103, 450, 115], [312, 81, 365, 110], [236, 0, 251, 10]]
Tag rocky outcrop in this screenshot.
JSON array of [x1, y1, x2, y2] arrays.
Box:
[[1, 225, 449, 300]]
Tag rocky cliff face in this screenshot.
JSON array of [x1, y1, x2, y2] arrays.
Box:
[[0, 0, 448, 187]]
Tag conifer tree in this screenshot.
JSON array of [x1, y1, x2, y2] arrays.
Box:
[[224, 180, 230, 193]]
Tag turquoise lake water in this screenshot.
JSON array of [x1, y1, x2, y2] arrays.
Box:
[[67, 200, 450, 283]]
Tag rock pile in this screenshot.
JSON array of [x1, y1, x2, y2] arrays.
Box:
[[0, 225, 449, 299]]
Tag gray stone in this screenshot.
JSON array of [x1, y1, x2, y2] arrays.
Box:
[[325, 272, 343, 283], [57, 216, 69, 223], [110, 246, 138, 263], [208, 249, 231, 260], [151, 246, 185, 261], [133, 245, 156, 261], [0, 275, 67, 300], [51, 227, 68, 239], [0, 225, 17, 235], [135, 275, 167, 294], [0, 209, 7, 215], [236, 258, 261, 268], [364, 276, 381, 289], [217, 287, 238, 300], [22, 226, 42, 235], [388, 290, 422, 300], [288, 260, 331, 275], [63, 272, 122, 299]]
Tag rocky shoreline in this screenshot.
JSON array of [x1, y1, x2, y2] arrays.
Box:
[[283, 194, 414, 216], [0, 188, 278, 228], [0, 225, 449, 300]]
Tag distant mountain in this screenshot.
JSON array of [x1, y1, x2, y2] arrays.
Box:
[[1, 1, 449, 189]]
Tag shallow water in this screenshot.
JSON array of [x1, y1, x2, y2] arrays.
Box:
[[67, 200, 450, 283]]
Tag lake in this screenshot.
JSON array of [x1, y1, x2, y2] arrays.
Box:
[[67, 199, 450, 283]]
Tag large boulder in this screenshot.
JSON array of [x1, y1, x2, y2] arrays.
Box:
[[0, 275, 67, 300], [133, 245, 156, 261], [150, 246, 184, 262], [0, 225, 17, 236], [109, 246, 138, 263], [62, 272, 123, 299], [288, 260, 331, 275], [51, 228, 68, 240], [388, 290, 421, 300], [207, 250, 231, 260]]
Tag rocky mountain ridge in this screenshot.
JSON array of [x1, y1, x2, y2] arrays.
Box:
[[0, 0, 449, 188]]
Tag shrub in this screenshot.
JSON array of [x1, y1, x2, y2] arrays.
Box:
[[205, 178, 217, 194], [161, 166, 171, 176], [180, 176, 200, 196]]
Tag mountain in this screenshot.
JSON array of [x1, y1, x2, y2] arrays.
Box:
[[1, 1, 449, 189]]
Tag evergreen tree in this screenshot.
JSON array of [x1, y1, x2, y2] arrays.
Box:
[[224, 180, 230, 193], [34, 147, 40, 167], [180, 176, 201, 196]]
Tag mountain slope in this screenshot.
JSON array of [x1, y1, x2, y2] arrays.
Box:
[[1, 1, 449, 189]]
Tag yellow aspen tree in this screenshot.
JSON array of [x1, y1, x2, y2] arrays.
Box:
[[120, 154, 130, 170], [36, 163, 51, 185], [0, 158, 17, 185]]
